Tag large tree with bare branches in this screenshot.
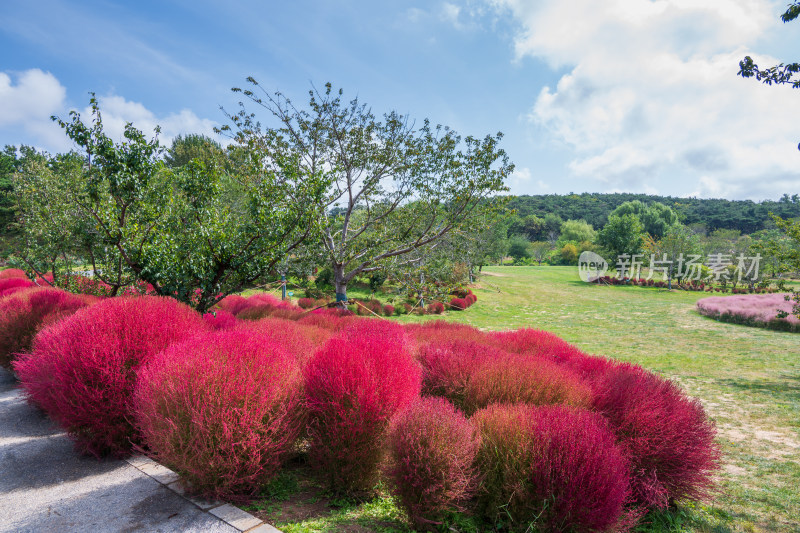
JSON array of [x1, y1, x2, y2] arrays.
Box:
[[222, 81, 513, 303]]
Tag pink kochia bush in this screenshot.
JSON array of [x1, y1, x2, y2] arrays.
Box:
[[202, 309, 237, 330], [14, 297, 208, 457], [697, 293, 799, 333], [386, 397, 481, 531], [591, 363, 720, 509], [303, 320, 422, 493], [0, 276, 35, 296], [0, 267, 28, 279], [134, 330, 304, 501], [0, 287, 89, 369], [473, 404, 632, 532]]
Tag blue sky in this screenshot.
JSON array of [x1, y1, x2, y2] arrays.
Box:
[[1, 0, 799, 201]]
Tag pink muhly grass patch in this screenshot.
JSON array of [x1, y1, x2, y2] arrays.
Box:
[[592, 363, 720, 509], [134, 329, 305, 501], [417, 339, 507, 410], [473, 404, 632, 532], [303, 327, 422, 494], [386, 397, 481, 531], [13, 296, 208, 458], [0, 287, 88, 369], [697, 293, 799, 330], [463, 352, 593, 415]]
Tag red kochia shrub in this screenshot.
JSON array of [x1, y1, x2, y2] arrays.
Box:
[[0, 288, 88, 369], [449, 297, 466, 311], [14, 297, 207, 457], [463, 353, 592, 415], [591, 364, 720, 509], [487, 328, 586, 364], [202, 309, 237, 330], [0, 277, 35, 296], [464, 294, 476, 307], [417, 340, 506, 410], [426, 301, 445, 315], [0, 268, 27, 279], [473, 404, 631, 532], [297, 297, 315, 309], [134, 330, 304, 501], [238, 317, 331, 364], [387, 397, 481, 531], [405, 321, 487, 347], [303, 325, 422, 493], [383, 304, 395, 317]]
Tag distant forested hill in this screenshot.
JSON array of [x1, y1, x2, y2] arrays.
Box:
[[507, 193, 800, 234]]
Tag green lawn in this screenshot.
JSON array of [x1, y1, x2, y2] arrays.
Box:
[[254, 266, 800, 532]]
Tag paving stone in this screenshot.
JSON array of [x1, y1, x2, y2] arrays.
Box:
[[209, 503, 262, 531], [138, 461, 180, 484], [246, 523, 283, 533]]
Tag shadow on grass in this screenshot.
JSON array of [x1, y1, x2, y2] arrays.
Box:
[[715, 375, 800, 404]]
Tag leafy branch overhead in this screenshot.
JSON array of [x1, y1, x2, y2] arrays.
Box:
[[738, 2, 800, 88]]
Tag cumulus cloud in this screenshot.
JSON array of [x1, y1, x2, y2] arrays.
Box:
[[0, 69, 220, 153], [487, 0, 800, 199]]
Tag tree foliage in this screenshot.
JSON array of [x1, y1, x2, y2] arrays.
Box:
[[597, 213, 645, 260], [222, 80, 513, 301], [739, 2, 800, 89]]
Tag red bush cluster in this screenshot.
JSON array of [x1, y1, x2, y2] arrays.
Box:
[[203, 309, 237, 330], [473, 404, 632, 532], [0, 287, 89, 369], [449, 297, 467, 311], [14, 296, 208, 457], [387, 397, 481, 531], [426, 301, 445, 314], [303, 322, 422, 493], [383, 304, 395, 316], [134, 329, 305, 501], [0, 268, 28, 279], [0, 277, 35, 297]]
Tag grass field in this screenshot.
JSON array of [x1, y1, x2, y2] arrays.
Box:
[[252, 266, 800, 532]]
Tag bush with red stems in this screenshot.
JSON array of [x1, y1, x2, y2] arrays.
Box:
[[417, 340, 506, 409], [0, 287, 89, 369], [239, 317, 331, 364], [463, 353, 592, 415], [203, 309, 238, 330], [303, 325, 422, 493], [383, 304, 395, 317], [134, 329, 304, 501], [297, 297, 315, 309], [386, 397, 481, 531], [464, 294, 476, 307], [426, 301, 445, 315], [297, 308, 355, 331], [473, 404, 632, 532], [487, 327, 586, 364], [216, 294, 248, 315], [405, 321, 487, 347], [449, 297, 466, 311], [0, 277, 35, 296], [14, 296, 208, 457], [0, 268, 28, 279], [591, 363, 720, 509]]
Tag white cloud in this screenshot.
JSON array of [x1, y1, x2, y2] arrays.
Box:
[[0, 69, 221, 153], [487, 0, 800, 199], [85, 95, 220, 148]]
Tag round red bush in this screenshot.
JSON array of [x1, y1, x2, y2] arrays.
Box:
[[202, 309, 237, 330], [486, 328, 587, 364], [464, 294, 476, 307], [591, 363, 720, 509], [0, 287, 88, 369], [14, 296, 208, 457], [0, 277, 35, 296], [297, 297, 315, 309], [417, 339, 506, 410], [405, 321, 487, 347], [387, 397, 481, 531], [463, 353, 592, 415], [383, 304, 395, 317], [426, 301, 445, 315], [473, 404, 631, 532], [238, 317, 331, 364], [134, 329, 304, 501], [303, 326, 422, 493], [0, 268, 28, 279], [449, 297, 466, 311]]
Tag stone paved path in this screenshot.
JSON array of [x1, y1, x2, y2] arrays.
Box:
[[0, 367, 251, 533]]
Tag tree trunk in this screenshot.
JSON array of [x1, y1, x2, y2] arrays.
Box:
[[333, 263, 348, 308]]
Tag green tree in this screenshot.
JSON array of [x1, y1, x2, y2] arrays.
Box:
[[507, 234, 531, 262], [610, 200, 678, 238], [529, 241, 552, 266], [644, 225, 700, 289], [164, 133, 224, 168], [13, 96, 326, 312], [223, 80, 513, 303], [558, 219, 595, 243], [739, 2, 800, 89], [597, 213, 645, 260]]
